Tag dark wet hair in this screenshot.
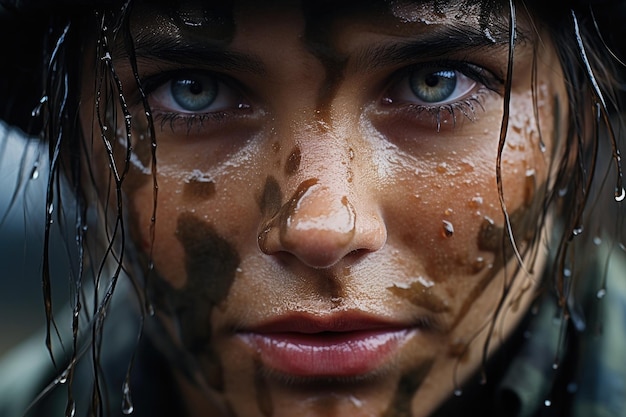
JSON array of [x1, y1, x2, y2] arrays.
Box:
[[0, 0, 624, 415]]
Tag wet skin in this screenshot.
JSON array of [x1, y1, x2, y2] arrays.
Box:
[[83, 1, 568, 416]]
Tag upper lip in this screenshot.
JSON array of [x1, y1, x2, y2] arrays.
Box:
[[238, 311, 415, 334]]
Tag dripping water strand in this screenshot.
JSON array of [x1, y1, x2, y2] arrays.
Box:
[[90, 13, 134, 415], [571, 10, 624, 201], [122, 2, 158, 318], [42, 19, 73, 370], [529, 48, 546, 153], [494, 0, 529, 279], [485, 0, 526, 375]]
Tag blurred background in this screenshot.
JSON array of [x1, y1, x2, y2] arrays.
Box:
[[0, 122, 66, 357]]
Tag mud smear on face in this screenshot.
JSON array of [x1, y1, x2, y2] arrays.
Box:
[[382, 360, 434, 417], [450, 181, 546, 330], [258, 176, 283, 217], [393, 178, 546, 333], [389, 279, 450, 314], [149, 212, 240, 390], [183, 171, 216, 202], [258, 177, 318, 252], [301, 2, 351, 124], [285, 146, 301, 176]]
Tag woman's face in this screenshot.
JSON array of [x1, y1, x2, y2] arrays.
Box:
[[84, 1, 567, 416]]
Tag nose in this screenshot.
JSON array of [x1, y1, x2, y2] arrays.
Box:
[[258, 145, 387, 269]]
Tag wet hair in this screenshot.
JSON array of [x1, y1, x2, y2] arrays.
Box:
[[0, 0, 624, 415]]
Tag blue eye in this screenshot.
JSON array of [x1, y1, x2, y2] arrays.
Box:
[[170, 76, 218, 111], [409, 69, 457, 103], [384, 65, 477, 107], [148, 71, 246, 115]]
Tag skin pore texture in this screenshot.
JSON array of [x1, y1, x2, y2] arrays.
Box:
[[81, 1, 568, 416]]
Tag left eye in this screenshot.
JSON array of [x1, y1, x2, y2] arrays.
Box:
[[149, 72, 245, 113], [385, 66, 477, 105]]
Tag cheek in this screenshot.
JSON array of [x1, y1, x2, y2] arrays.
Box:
[[381, 102, 549, 286]]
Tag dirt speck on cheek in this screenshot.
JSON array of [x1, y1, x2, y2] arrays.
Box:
[[285, 146, 301, 176]]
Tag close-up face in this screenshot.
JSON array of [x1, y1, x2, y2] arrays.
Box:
[[81, 1, 568, 416]]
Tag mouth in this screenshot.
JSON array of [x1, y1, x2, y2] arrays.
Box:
[[238, 313, 418, 379]]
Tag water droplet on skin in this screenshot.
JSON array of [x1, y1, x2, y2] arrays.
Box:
[[442, 220, 454, 238], [572, 226, 583, 236], [436, 162, 448, 174], [471, 257, 485, 274], [468, 196, 483, 209], [597, 288, 607, 299], [444, 208, 453, 216], [454, 389, 463, 397], [593, 236, 602, 245]]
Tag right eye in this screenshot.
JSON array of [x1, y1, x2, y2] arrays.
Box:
[[148, 72, 247, 114]]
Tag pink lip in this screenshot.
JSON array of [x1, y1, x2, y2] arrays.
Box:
[[238, 314, 416, 377]]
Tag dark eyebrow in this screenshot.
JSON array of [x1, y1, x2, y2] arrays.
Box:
[[125, 35, 266, 75], [354, 24, 518, 72]]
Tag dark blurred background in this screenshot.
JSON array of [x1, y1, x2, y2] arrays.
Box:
[[0, 123, 61, 357]]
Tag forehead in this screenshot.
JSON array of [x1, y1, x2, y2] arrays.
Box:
[[129, 0, 515, 46]]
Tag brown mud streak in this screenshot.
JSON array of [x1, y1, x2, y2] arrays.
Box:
[[389, 282, 451, 314], [258, 176, 283, 217], [301, 2, 349, 125], [449, 181, 546, 330], [149, 212, 240, 390], [285, 146, 302, 176], [183, 177, 216, 202], [382, 360, 435, 417]]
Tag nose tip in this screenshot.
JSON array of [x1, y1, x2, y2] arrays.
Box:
[[258, 178, 386, 268]]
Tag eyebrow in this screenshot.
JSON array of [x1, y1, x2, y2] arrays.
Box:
[[127, 35, 266, 75], [353, 24, 519, 73]]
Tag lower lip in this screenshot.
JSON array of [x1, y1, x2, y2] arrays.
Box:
[[241, 329, 413, 377]]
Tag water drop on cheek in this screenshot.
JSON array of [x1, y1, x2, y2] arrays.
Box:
[[441, 220, 454, 238]]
